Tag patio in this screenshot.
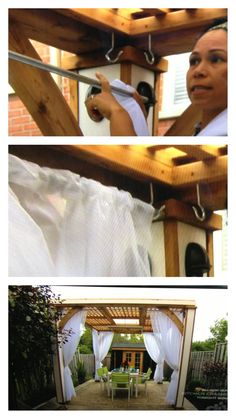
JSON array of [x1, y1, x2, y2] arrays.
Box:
[[37, 379, 196, 410]]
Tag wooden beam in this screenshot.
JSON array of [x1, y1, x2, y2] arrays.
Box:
[[172, 155, 227, 187], [159, 308, 184, 335], [9, 8, 113, 55], [139, 307, 147, 328], [162, 199, 222, 231], [61, 46, 168, 73], [57, 8, 131, 35], [9, 24, 83, 136], [144, 9, 170, 15], [68, 79, 79, 120], [54, 299, 196, 309], [173, 145, 222, 161], [9, 8, 227, 60], [164, 104, 202, 136], [130, 8, 227, 36], [58, 308, 81, 330], [130, 9, 170, 18], [99, 307, 116, 326], [57, 145, 173, 185], [178, 180, 227, 211]]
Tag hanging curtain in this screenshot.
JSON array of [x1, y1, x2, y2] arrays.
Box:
[[62, 309, 87, 401], [9, 154, 154, 277], [143, 332, 164, 382], [92, 329, 114, 380], [150, 310, 183, 405]]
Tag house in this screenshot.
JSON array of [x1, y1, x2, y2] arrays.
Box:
[[111, 342, 151, 373]]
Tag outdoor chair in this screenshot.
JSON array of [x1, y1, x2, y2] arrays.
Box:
[[102, 366, 111, 395], [138, 367, 152, 396], [97, 367, 108, 392], [111, 373, 133, 401]]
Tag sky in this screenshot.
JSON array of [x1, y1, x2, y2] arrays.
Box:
[[52, 285, 228, 342]]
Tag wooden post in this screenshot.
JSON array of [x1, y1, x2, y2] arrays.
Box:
[[176, 308, 196, 408], [206, 231, 214, 276], [9, 23, 83, 136], [164, 220, 180, 276]]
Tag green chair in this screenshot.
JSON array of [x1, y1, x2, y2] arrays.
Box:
[[111, 373, 133, 401], [97, 367, 108, 391], [138, 368, 152, 396], [103, 366, 109, 375]]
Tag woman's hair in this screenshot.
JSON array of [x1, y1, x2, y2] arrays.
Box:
[[206, 19, 227, 33], [194, 19, 227, 45]]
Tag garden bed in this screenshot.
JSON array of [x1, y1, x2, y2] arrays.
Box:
[[185, 389, 227, 410]]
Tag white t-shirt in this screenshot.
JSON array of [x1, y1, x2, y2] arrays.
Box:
[[197, 109, 227, 136]]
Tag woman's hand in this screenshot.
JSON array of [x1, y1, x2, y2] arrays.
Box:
[[84, 72, 146, 135], [85, 72, 123, 121]]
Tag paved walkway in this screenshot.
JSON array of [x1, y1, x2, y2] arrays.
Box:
[[36, 380, 196, 411]]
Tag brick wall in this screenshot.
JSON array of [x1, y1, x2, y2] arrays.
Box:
[[8, 42, 175, 136]]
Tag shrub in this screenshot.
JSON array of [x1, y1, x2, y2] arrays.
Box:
[[202, 361, 227, 389], [77, 361, 86, 384]]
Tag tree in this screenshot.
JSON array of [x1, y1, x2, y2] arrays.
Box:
[[112, 333, 144, 344], [192, 318, 228, 351], [9, 286, 67, 409], [79, 327, 93, 353], [209, 318, 227, 343], [191, 340, 215, 352]]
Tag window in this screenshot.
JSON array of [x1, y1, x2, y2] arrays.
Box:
[[159, 53, 191, 119], [125, 352, 132, 363]]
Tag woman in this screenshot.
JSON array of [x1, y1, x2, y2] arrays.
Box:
[[85, 21, 227, 136], [186, 21, 227, 135]]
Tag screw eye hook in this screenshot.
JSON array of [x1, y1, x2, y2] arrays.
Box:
[[105, 32, 124, 63], [150, 183, 165, 221], [192, 184, 206, 221], [144, 34, 155, 65]]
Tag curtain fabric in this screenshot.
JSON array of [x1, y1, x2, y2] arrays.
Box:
[[92, 330, 114, 380], [150, 310, 183, 405], [9, 154, 154, 277], [143, 332, 164, 382], [62, 309, 87, 401]]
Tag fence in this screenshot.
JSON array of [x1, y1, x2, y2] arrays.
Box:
[[69, 352, 111, 379], [188, 342, 227, 388]]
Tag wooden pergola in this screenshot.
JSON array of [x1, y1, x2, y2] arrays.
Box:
[[9, 8, 227, 136], [58, 298, 196, 335], [53, 297, 196, 408]]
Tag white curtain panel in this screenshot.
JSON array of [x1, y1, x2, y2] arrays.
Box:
[[143, 332, 164, 382], [9, 154, 154, 276], [62, 309, 87, 401], [150, 310, 183, 405], [92, 329, 114, 380]]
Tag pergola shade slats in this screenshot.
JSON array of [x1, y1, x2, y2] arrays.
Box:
[[57, 299, 196, 334]]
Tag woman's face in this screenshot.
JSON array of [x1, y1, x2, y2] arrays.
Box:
[[186, 29, 227, 113]]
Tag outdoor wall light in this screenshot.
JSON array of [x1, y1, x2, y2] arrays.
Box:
[[185, 242, 211, 277]]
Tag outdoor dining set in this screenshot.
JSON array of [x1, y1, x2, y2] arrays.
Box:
[[97, 367, 152, 401]]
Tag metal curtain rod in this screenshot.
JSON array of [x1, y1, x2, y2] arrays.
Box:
[[9, 50, 149, 103]]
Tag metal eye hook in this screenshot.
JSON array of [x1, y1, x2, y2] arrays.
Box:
[[144, 34, 155, 65], [192, 183, 206, 221], [105, 32, 124, 63], [150, 183, 165, 221]]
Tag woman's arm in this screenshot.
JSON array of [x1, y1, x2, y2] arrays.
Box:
[[85, 72, 137, 136]]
